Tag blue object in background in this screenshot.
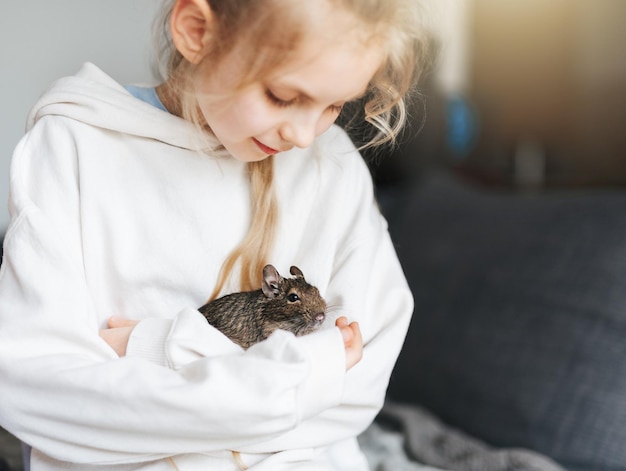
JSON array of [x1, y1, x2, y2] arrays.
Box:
[[446, 94, 478, 160]]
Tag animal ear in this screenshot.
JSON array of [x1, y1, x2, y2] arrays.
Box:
[[262, 265, 282, 298], [290, 266, 304, 279]]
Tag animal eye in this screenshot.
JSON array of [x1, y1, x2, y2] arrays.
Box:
[[288, 293, 300, 303]]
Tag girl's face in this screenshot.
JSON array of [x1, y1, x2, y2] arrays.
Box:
[[194, 16, 383, 162]]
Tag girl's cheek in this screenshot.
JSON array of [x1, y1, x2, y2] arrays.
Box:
[[224, 96, 272, 131], [241, 94, 279, 122], [315, 113, 340, 137]]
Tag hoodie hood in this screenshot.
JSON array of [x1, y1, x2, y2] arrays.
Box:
[[26, 63, 222, 153]]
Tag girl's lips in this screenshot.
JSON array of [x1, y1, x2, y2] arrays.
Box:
[[253, 138, 280, 155]]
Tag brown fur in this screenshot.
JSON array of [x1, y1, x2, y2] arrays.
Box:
[[199, 265, 326, 349]]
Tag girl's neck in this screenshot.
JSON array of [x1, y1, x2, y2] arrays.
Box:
[[155, 80, 183, 118]]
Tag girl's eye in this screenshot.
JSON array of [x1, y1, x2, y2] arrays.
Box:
[[265, 89, 295, 108], [266, 87, 343, 115], [288, 293, 300, 303]]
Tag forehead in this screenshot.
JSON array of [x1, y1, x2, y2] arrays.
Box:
[[267, 4, 384, 103], [272, 37, 382, 104]]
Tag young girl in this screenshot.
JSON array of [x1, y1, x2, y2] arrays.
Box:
[[0, 0, 427, 469]]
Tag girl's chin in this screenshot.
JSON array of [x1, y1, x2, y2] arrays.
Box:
[[226, 140, 278, 162], [229, 149, 273, 163]]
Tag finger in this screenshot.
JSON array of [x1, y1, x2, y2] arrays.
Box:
[[349, 321, 362, 344], [99, 326, 133, 357], [335, 316, 348, 327], [98, 329, 110, 341], [338, 324, 354, 345], [108, 316, 139, 328]]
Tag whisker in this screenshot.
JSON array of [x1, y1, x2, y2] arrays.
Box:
[[324, 303, 343, 314]]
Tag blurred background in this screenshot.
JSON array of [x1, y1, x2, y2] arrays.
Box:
[[370, 0, 626, 191]]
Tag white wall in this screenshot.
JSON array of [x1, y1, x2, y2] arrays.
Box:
[[424, 0, 472, 95], [0, 1, 162, 231]]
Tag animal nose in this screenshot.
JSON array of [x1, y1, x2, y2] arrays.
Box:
[[315, 312, 325, 323]]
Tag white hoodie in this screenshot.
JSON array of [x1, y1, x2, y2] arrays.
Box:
[[0, 63, 413, 470]]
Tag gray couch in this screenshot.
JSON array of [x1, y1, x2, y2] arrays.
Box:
[[380, 172, 626, 471]]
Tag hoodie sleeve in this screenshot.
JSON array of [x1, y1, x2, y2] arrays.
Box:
[[0, 117, 346, 466]]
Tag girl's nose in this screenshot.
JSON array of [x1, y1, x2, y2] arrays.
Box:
[[279, 118, 317, 149]]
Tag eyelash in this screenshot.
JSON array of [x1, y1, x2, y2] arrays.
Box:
[[265, 89, 344, 115], [265, 89, 294, 108], [328, 104, 344, 115]]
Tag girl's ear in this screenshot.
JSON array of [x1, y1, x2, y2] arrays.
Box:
[[170, 0, 214, 64]]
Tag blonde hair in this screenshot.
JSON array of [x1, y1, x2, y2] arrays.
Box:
[[153, 0, 429, 297]]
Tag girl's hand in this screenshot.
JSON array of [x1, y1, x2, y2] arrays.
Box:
[[335, 317, 363, 370], [99, 317, 139, 357]]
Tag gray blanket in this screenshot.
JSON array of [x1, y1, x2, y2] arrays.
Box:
[[359, 401, 565, 471]]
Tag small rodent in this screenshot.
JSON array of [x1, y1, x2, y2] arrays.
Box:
[[199, 265, 327, 349]]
